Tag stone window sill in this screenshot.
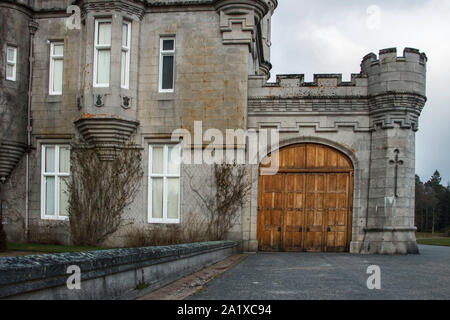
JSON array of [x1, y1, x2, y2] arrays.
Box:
[[153, 92, 175, 101], [46, 95, 63, 103]]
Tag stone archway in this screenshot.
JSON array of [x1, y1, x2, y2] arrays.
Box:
[[257, 143, 354, 252]]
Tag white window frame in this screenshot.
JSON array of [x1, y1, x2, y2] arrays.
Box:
[[148, 144, 181, 224], [41, 145, 70, 221], [49, 42, 64, 95], [6, 46, 17, 81], [93, 19, 111, 88], [158, 37, 175, 93], [121, 20, 131, 89]]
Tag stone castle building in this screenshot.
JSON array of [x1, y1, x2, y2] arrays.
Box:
[[0, 0, 427, 254]]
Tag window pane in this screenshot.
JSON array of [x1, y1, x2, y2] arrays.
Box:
[[167, 178, 179, 219], [53, 59, 63, 93], [97, 22, 111, 45], [168, 146, 180, 175], [122, 23, 128, 47], [121, 51, 127, 87], [45, 147, 55, 172], [152, 147, 164, 174], [6, 64, 14, 79], [162, 55, 174, 90], [59, 146, 70, 173], [97, 49, 110, 84], [162, 39, 174, 51], [152, 178, 163, 219], [45, 177, 55, 216], [7, 47, 15, 62], [59, 176, 69, 217], [53, 44, 64, 56]]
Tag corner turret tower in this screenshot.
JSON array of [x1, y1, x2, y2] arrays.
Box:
[[361, 47, 427, 254], [215, 0, 277, 78], [0, 0, 35, 182]]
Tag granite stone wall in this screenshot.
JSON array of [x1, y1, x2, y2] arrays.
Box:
[[0, 1, 427, 254], [0, 240, 239, 299]]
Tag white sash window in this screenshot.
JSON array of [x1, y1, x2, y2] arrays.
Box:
[[159, 37, 175, 92], [148, 145, 181, 223], [121, 21, 131, 89], [41, 145, 70, 220], [6, 46, 17, 81], [94, 19, 111, 87], [49, 42, 64, 95]]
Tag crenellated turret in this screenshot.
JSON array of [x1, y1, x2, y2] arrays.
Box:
[[362, 47, 427, 96], [362, 48, 427, 131], [361, 47, 427, 254]]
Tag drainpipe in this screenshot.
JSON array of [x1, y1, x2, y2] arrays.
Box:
[[25, 21, 38, 241]]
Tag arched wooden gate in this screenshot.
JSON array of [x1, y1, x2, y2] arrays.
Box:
[[257, 144, 354, 252]]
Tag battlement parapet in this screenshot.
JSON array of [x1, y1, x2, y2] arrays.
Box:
[[268, 73, 368, 88], [248, 73, 368, 99], [362, 47, 427, 67], [361, 47, 427, 96]]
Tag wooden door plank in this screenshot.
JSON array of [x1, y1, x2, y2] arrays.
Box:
[[258, 144, 354, 253]]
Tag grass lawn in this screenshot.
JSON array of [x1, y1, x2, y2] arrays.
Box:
[[416, 238, 450, 247], [6, 242, 107, 254], [416, 232, 446, 238]]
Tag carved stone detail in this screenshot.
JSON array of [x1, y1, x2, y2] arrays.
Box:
[[94, 94, 106, 108], [248, 97, 369, 114], [369, 92, 426, 131], [219, 10, 255, 45], [78, 0, 146, 20], [249, 120, 370, 133], [216, 0, 270, 45], [74, 116, 139, 161], [121, 96, 131, 109], [0, 141, 27, 182]]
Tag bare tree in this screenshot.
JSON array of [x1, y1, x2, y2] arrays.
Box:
[[186, 163, 251, 240], [124, 212, 210, 247], [68, 141, 143, 246]]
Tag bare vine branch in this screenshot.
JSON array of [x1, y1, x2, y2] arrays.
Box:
[[68, 141, 143, 246], [186, 163, 251, 240]]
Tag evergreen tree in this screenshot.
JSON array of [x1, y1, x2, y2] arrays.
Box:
[[415, 170, 450, 233], [415, 175, 426, 231]]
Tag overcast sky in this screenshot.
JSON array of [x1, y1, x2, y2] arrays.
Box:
[[269, 0, 450, 185]]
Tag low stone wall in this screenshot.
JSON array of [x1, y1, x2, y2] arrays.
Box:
[[0, 241, 239, 300]]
